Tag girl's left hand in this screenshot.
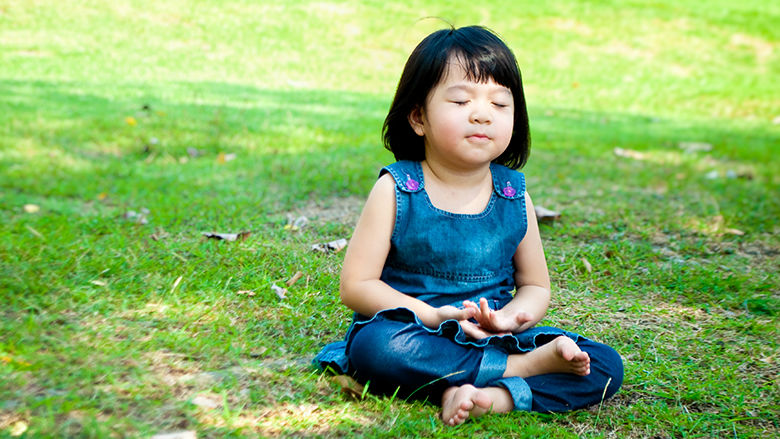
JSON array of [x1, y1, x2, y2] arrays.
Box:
[[462, 298, 533, 334]]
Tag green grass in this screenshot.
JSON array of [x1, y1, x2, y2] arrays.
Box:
[[1, 0, 778, 437]]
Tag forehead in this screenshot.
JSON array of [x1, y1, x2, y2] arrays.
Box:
[[435, 59, 512, 94]]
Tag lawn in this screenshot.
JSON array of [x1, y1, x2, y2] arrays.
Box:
[[1, 0, 778, 437]]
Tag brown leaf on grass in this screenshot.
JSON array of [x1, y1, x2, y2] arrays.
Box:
[[581, 257, 593, 273], [724, 169, 756, 180], [202, 231, 251, 242], [236, 290, 256, 297], [557, 319, 577, 328], [332, 375, 364, 400], [735, 171, 754, 180], [613, 147, 646, 160], [286, 271, 304, 287], [534, 205, 561, 223], [312, 238, 348, 253], [150, 228, 170, 241], [702, 215, 737, 236], [249, 346, 268, 358], [216, 152, 237, 164]]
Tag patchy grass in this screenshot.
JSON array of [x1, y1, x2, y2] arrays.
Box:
[[1, 0, 778, 437]]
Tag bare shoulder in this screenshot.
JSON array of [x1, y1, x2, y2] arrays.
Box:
[[524, 189, 534, 206], [521, 190, 540, 237], [524, 190, 538, 220], [513, 189, 551, 289], [360, 173, 396, 214], [373, 172, 396, 198], [352, 172, 396, 236], [341, 172, 397, 281]]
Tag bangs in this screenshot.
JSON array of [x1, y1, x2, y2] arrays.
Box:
[[446, 49, 519, 91]]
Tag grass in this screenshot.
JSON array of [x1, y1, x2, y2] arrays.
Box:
[[1, 0, 778, 437]]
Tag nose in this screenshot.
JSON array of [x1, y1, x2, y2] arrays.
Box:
[[469, 101, 492, 124]]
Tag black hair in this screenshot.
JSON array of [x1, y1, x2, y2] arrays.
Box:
[[382, 25, 530, 169]]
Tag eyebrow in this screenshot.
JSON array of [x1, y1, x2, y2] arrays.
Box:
[[445, 84, 512, 95]]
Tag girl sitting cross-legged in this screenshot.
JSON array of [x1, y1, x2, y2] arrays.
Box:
[[314, 25, 623, 425]]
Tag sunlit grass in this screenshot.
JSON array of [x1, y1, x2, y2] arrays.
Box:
[[1, 0, 778, 437]]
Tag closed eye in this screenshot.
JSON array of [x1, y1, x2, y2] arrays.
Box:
[[451, 100, 468, 105]]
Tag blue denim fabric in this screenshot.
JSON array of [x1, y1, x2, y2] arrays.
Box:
[[381, 160, 527, 308], [313, 161, 624, 412]]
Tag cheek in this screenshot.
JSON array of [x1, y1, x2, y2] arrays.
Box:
[[499, 114, 514, 134], [431, 113, 462, 135]]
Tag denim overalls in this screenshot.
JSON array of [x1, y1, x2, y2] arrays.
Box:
[[314, 161, 623, 412]]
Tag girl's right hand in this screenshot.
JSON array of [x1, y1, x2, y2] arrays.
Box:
[[458, 319, 511, 340], [463, 298, 534, 334], [426, 305, 478, 328], [428, 305, 506, 340]]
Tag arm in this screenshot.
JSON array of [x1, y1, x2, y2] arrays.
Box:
[[339, 173, 476, 328], [464, 191, 551, 334]]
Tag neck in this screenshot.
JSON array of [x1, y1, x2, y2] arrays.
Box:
[[420, 159, 494, 215], [422, 159, 492, 189]]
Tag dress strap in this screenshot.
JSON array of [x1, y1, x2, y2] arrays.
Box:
[[380, 160, 425, 193], [490, 163, 526, 200]]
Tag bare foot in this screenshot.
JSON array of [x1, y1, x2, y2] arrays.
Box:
[[505, 336, 591, 378], [440, 384, 493, 426]]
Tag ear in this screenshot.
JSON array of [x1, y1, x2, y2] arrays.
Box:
[[407, 106, 426, 137]]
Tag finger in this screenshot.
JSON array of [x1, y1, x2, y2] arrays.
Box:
[[479, 298, 492, 319], [461, 306, 478, 320], [462, 300, 478, 310], [479, 298, 497, 327], [515, 311, 533, 324], [471, 308, 489, 327], [460, 320, 489, 340]]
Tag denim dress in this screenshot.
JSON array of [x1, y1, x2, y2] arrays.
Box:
[[314, 161, 623, 412]]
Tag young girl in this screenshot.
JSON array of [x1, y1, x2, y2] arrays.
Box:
[[315, 25, 623, 425]]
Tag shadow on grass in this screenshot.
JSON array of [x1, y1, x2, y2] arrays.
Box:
[[1, 78, 777, 293], [1, 78, 777, 204], [0, 79, 394, 206], [2, 79, 778, 305]]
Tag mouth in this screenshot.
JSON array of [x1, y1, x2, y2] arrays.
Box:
[[467, 133, 491, 141]]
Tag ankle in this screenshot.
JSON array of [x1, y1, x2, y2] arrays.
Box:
[[504, 354, 530, 378], [482, 387, 514, 413]]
